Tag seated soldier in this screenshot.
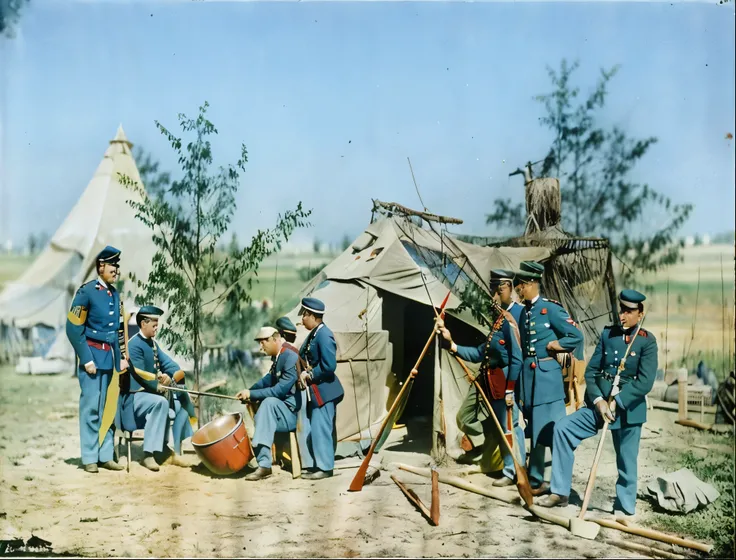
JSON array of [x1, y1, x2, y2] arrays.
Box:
[[120, 306, 196, 471], [236, 326, 302, 481]]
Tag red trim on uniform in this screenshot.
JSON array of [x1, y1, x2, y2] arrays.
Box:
[[87, 340, 111, 351], [530, 362, 537, 369], [541, 308, 548, 315], [311, 384, 325, 407], [506, 380, 516, 392]]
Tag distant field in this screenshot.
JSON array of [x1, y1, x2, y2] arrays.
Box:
[[2, 243, 734, 374]]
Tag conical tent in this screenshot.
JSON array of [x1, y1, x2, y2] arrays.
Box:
[[282, 213, 551, 460], [0, 126, 157, 372]]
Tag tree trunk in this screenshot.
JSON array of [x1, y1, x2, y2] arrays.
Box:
[[524, 177, 562, 235]]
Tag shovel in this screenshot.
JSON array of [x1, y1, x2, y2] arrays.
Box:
[[526, 505, 600, 540]]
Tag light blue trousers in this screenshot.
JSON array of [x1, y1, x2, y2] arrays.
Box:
[[297, 400, 337, 472], [252, 397, 297, 469], [131, 392, 170, 454], [77, 367, 115, 465], [551, 406, 642, 514], [524, 399, 567, 487]]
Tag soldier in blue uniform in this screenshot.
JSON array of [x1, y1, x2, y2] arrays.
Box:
[[436, 284, 525, 487], [491, 268, 523, 324], [122, 305, 196, 471], [515, 261, 584, 495], [236, 326, 302, 481], [297, 297, 344, 480], [538, 290, 657, 517], [65, 245, 127, 473]]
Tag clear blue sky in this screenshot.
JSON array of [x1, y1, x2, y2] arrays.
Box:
[[1, 0, 734, 249]]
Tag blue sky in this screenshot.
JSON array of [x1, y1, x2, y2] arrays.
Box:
[[1, 0, 734, 249]]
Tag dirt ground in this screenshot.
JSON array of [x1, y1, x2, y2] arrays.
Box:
[[0, 365, 728, 558]]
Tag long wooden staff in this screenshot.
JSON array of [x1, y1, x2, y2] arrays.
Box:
[[164, 385, 242, 401], [578, 312, 647, 519], [453, 356, 533, 507], [348, 289, 453, 492]]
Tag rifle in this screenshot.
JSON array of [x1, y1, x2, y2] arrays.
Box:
[[578, 312, 647, 519], [348, 289, 453, 492]]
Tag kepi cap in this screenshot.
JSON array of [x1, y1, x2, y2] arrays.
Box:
[[137, 305, 164, 319], [275, 316, 297, 334], [517, 261, 544, 281], [300, 297, 326, 315], [96, 245, 121, 265], [490, 269, 515, 284], [619, 289, 646, 309]]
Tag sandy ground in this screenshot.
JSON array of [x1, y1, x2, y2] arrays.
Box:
[[0, 366, 726, 558]]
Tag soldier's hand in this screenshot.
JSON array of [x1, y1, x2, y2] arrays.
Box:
[[119, 359, 129, 371], [435, 320, 453, 343], [505, 392, 514, 407], [235, 390, 250, 403], [84, 362, 97, 375], [546, 340, 565, 354], [300, 372, 311, 387], [158, 374, 172, 387], [595, 400, 615, 423], [156, 383, 168, 395]]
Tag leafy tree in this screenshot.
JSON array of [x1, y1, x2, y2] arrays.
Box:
[[132, 145, 171, 203], [121, 101, 311, 425], [341, 233, 351, 251], [0, 0, 29, 37], [486, 59, 693, 286], [313, 237, 321, 254]]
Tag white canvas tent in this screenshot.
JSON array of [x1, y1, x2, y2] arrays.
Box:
[[0, 126, 158, 374], [282, 214, 551, 460]]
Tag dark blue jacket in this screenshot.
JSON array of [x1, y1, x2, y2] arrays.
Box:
[[299, 323, 344, 407]]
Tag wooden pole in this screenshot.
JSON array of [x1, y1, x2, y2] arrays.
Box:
[[591, 518, 712, 554]]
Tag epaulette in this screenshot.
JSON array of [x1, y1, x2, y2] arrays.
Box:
[[638, 329, 648, 338], [75, 280, 96, 294], [543, 298, 564, 307]]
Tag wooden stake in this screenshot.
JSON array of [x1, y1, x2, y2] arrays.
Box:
[[430, 468, 440, 526], [396, 463, 520, 505]]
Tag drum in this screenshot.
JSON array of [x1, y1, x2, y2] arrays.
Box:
[[191, 412, 252, 475]]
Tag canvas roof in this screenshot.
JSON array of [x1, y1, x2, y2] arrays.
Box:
[[281, 215, 550, 459]]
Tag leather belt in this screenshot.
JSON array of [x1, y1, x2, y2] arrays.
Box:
[[87, 339, 112, 351]]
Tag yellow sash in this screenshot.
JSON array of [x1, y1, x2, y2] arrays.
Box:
[[99, 304, 129, 446]]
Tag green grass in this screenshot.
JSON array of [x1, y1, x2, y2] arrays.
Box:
[[643, 445, 735, 558]]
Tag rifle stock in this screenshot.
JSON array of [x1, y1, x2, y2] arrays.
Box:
[[348, 290, 452, 492]]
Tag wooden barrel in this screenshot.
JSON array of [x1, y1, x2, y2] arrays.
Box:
[[191, 412, 252, 475]]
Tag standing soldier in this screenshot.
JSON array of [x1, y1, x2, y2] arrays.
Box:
[[515, 261, 584, 495], [491, 269, 523, 324], [297, 297, 344, 480], [123, 306, 196, 471], [436, 281, 524, 487], [539, 290, 657, 518], [65, 245, 127, 473], [236, 326, 301, 481]]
